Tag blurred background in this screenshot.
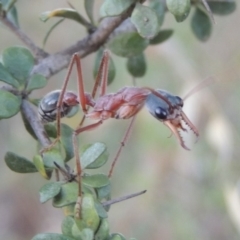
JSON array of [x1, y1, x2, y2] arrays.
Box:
[[0, 1, 240, 240]]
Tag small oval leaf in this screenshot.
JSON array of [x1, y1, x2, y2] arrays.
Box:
[[74, 194, 100, 232], [100, 0, 135, 17], [5, 152, 38, 173], [81, 142, 109, 169], [126, 52, 146, 78], [107, 32, 149, 57], [21, 110, 38, 140], [0, 90, 21, 119], [39, 182, 62, 203], [149, 29, 174, 45], [131, 3, 159, 39], [166, 0, 191, 22], [0, 62, 19, 88], [6, 5, 19, 28], [94, 201, 108, 218], [71, 227, 94, 240], [33, 155, 53, 179], [26, 74, 47, 91], [32, 233, 75, 240], [208, 2, 236, 15], [44, 123, 57, 138], [53, 182, 78, 208], [63, 204, 75, 217], [191, 7, 212, 42], [95, 219, 109, 240], [82, 174, 110, 188], [42, 148, 65, 169], [149, 0, 165, 28], [62, 216, 75, 237], [60, 124, 74, 162], [3, 47, 34, 85], [96, 184, 111, 201], [93, 48, 116, 85]]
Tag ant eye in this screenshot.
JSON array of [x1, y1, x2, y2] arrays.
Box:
[[155, 107, 168, 120]]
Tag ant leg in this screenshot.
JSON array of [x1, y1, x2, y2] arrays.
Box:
[[108, 116, 136, 178], [74, 50, 109, 218], [77, 49, 110, 128], [73, 120, 103, 218], [41, 54, 84, 153]]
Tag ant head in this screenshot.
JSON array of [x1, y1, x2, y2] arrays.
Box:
[[38, 90, 79, 123], [145, 89, 184, 121]]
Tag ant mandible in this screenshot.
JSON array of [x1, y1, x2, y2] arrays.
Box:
[[38, 50, 199, 217]]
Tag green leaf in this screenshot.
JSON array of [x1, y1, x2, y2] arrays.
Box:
[[53, 182, 78, 208], [42, 148, 65, 169], [191, 7, 212, 42], [96, 184, 111, 201], [0, 90, 21, 119], [74, 194, 100, 232], [126, 52, 146, 78], [81, 142, 109, 169], [82, 174, 110, 188], [39, 182, 62, 203], [3, 47, 34, 85], [208, 2, 236, 15], [40, 8, 91, 28], [131, 3, 159, 39], [5, 152, 38, 173], [62, 216, 75, 237], [84, 0, 95, 24], [6, 4, 19, 27], [62, 204, 75, 217], [21, 110, 38, 140], [1, 0, 19, 27], [26, 74, 47, 91], [79, 229, 94, 240], [93, 48, 116, 85], [0, 62, 19, 88], [95, 219, 109, 240], [44, 123, 57, 138], [100, 0, 135, 17], [166, 0, 191, 22], [33, 155, 53, 179], [32, 233, 75, 240], [60, 124, 74, 162], [149, 0, 165, 28], [149, 29, 174, 45], [107, 32, 149, 57], [71, 227, 94, 240], [95, 201, 108, 218]]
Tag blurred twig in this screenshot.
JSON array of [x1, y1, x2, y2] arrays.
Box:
[[102, 190, 147, 207], [32, 6, 135, 79]]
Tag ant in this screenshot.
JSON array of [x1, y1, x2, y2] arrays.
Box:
[[38, 50, 202, 217]]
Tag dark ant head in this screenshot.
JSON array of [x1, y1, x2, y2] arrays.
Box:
[[38, 90, 79, 123], [145, 89, 183, 121]]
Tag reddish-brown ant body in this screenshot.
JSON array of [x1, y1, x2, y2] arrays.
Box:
[[39, 50, 201, 217]]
